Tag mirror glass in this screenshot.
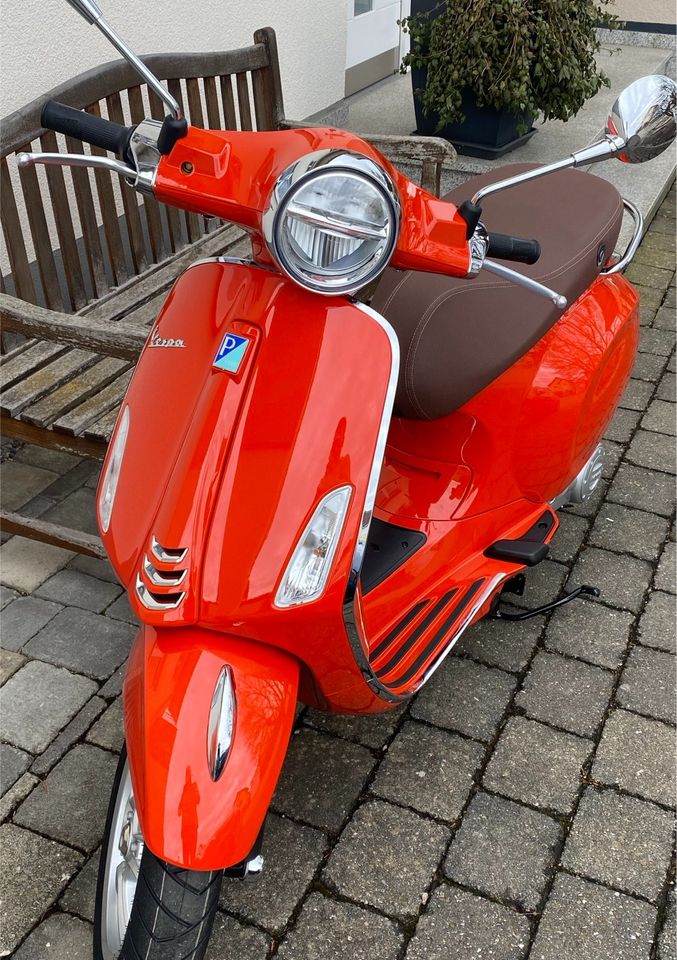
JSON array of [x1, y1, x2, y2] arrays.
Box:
[[607, 74, 677, 163]]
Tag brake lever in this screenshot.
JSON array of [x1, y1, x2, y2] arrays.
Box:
[[483, 258, 568, 310], [17, 151, 137, 182]]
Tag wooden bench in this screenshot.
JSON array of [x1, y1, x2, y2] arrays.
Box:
[[0, 28, 456, 557]]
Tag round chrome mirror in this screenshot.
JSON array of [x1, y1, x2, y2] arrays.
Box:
[[606, 75, 677, 163]]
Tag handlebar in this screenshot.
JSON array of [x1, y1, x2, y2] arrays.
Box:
[[41, 100, 135, 162], [486, 232, 541, 265]]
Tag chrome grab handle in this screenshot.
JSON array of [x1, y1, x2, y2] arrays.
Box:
[[600, 198, 644, 276]]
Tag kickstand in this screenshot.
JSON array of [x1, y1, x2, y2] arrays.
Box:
[[491, 584, 601, 622]]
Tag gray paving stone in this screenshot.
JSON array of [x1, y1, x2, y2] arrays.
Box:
[[657, 371, 676, 400], [608, 463, 676, 517], [638, 326, 676, 357], [0, 742, 31, 795], [593, 708, 675, 807], [278, 892, 403, 960], [455, 614, 544, 674], [325, 800, 449, 918], [0, 536, 74, 593], [568, 548, 652, 613], [205, 913, 270, 960], [304, 704, 405, 749], [530, 871, 657, 960], [0, 595, 63, 650], [0, 648, 26, 685], [638, 591, 676, 653], [566, 480, 608, 518], [405, 884, 529, 960], [590, 504, 670, 563], [633, 285, 667, 311], [31, 696, 107, 777], [655, 542, 676, 594], [483, 716, 592, 814], [620, 377, 655, 412], [411, 658, 517, 742], [104, 591, 138, 624], [13, 913, 92, 959], [25, 606, 135, 680], [0, 772, 39, 822], [0, 459, 59, 511], [642, 398, 676, 436], [632, 351, 667, 382], [42, 487, 98, 535], [15, 744, 117, 852], [626, 429, 676, 474], [626, 263, 674, 292], [548, 513, 590, 564], [273, 729, 376, 832], [513, 560, 568, 610], [604, 407, 641, 444], [444, 792, 561, 911], [561, 787, 674, 901], [220, 813, 327, 934], [617, 646, 676, 724], [98, 661, 127, 700], [601, 441, 623, 480], [0, 585, 18, 609], [59, 849, 100, 923], [546, 601, 633, 670], [0, 660, 97, 753], [14, 444, 82, 475], [654, 307, 677, 331], [658, 887, 675, 960], [36, 569, 122, 613], [67, 554, 119, 583], [41, 460, 99, 503], [516, 651, 614, 737], [0, 824, 82, 955], [85, 697, 124, 753], [372, 720, 484, 820]]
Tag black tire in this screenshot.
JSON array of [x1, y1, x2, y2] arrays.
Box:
[[94, 746, 223, 960]]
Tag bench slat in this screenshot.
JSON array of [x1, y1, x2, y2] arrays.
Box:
[[22, 355, 131, 428], [64, 134, 108, 299], [220, 75, 238, 130], [87, 102, 129, 286], [186, 78, 205, 127], [0, 338, 37, 367], [236, 73, 253, 131], [18, 161, 63, 309], [1, 340, 68, 388], [203, 76, 222, 129], [1, 159, 38, 304], [2, 348, 98, 417], [84, 403, 124, 442], [107, 92, 148, 275], [0, 510, 106, 559], [54, 368, 133, 436], [40, 130, 88, 311]]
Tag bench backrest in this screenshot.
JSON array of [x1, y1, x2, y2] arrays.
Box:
[[0, 28, 284, 314]]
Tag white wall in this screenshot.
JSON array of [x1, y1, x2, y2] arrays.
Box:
[[0, 0, 346, 119]]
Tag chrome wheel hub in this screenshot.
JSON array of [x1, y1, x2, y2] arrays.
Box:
[[100, 758, 144, 959]]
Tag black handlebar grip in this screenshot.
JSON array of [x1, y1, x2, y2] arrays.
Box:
[[487, 232, 541, 265], [41, 100, 134, 161]]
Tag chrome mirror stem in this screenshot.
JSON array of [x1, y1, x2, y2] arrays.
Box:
[[64, 0, 182, 120], [483, 259, 568, 310]]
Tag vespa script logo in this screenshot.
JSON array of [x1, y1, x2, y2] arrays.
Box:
[[149, 327, 186, 349]]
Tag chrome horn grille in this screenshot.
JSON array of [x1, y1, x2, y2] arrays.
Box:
[[136, 536, 188, 610]]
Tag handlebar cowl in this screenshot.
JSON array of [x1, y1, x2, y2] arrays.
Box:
[[486, 232, 541, 265], [41, 100, 135, 162]]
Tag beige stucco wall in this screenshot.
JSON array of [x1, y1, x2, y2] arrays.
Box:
[[0, 0, 346, 119], [611, 0, 675, 24]]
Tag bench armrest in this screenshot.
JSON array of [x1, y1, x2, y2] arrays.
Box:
[[1, 293, 147, 361]]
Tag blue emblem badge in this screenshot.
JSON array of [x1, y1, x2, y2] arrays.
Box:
[[214, 333, 250, 373]]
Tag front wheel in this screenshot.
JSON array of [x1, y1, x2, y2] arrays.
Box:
[[94, 746, 223, 960]]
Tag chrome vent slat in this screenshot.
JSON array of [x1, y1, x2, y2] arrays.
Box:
[[151, 536, 188, 564], [142, 557, 186, 588], [137, 535, 189, 610], [135, 576, 185, 611]]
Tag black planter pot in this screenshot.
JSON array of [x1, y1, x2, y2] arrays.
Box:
[[409, 0, 536, 159]]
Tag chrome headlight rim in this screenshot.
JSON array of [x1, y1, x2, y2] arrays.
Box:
[[263, 149, 401, 296]]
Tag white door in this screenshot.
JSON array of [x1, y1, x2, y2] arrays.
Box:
[[345, 0, 404, 96]]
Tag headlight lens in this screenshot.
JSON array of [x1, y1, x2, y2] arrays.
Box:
[[275, 486, 352, 607], [98, 405, 129, 533], [264, 151, 400, 295]]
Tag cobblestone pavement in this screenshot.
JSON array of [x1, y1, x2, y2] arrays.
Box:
[[1, 187, 675, 959]]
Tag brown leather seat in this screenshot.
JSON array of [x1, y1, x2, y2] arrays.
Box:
[[372, 163, 624, 419]]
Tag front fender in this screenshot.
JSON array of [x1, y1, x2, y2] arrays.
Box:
[[123, 625, 299, 870]]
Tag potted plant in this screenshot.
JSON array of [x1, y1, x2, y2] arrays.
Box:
[[400, 0, 620, 158]]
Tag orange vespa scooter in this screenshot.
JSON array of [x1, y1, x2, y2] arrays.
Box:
[[18, 2, 676, 957]]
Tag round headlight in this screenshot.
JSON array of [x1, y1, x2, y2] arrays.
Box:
[[263, 150, 400, 295]]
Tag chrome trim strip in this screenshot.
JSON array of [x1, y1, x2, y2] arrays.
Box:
[[341, 301, 404, 703], [150, 536, 187, 564], [142, 556, 186, 588], [418, 574, 505, 687], [207, 666, 236, 782], [135, 575, 184, 611], [600, 199, 644, 276]]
